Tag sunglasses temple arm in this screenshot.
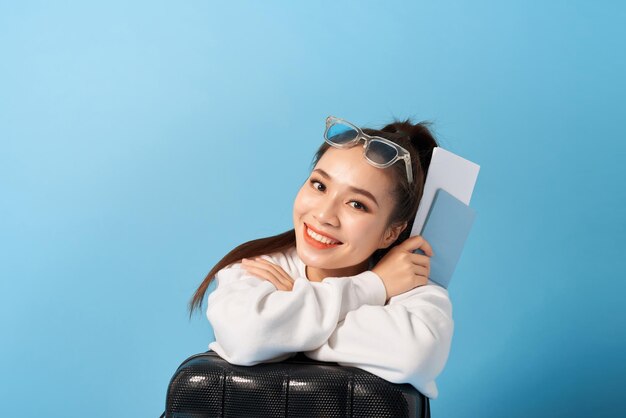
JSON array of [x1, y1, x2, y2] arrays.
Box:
[[404, 157, 413, 185]]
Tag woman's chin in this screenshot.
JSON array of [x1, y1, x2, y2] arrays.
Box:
[[296, 243, 337, 268]]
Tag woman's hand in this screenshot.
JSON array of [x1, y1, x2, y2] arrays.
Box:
[[372, 235, 433, 301], [241, 258, 295, 291]]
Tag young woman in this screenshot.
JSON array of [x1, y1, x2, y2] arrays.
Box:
[[189, 116, 453, 399]]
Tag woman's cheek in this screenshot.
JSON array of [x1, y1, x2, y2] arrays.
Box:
[[342, 215, 367, 238], [293, 187, 310, 213], [356, 215, 385, 243], [298, 190, 320, 212]]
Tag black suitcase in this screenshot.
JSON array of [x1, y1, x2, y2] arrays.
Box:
[[162, 350, 430, 417]]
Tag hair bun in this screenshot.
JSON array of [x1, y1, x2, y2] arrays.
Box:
[[381, 119, 438, 175]]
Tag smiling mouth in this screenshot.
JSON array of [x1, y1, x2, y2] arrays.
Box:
[[304, 223, 342, 247]]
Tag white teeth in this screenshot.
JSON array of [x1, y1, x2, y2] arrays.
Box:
[[306, 227, 340, 245]]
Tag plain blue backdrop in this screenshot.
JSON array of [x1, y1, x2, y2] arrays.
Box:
[[1, 1, 625, 417]]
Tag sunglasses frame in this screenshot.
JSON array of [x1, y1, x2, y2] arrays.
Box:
[[324, 116, 414, 185]]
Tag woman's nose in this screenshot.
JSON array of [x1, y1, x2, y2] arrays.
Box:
[[314, 199, 339, 227]]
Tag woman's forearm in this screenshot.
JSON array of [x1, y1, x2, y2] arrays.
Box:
[[304, 284, 454, 399], [207, 263, 386, 365]]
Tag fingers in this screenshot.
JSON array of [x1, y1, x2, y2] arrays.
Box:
[[242, 260, 289, 288], [412, 264, 430, 278], [400, 249, 430, 282], [251, 258, 294, 284], [401, 235, 434, 257], [243, 264, 290, 290], [410, 253, 431, 267], [407, 262, 429, 289], [241, 258, 294, 291], [413, 273, 429, 288], [243, 264, 283, 289]]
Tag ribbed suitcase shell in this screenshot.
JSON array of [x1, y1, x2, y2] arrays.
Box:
[[164, 350, 430, 418]]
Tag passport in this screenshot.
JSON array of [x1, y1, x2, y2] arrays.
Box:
[[417, 188, 476, 289]]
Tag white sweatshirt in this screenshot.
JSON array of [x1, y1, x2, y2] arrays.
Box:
[[206, 246, 454, 399]]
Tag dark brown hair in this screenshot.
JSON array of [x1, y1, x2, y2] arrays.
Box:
[[188, 119, 439, 316]]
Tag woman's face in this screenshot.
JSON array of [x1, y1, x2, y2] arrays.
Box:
[[293, 146, 405, 280]]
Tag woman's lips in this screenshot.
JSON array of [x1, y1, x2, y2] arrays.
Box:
[[303, 223, 342, 249]]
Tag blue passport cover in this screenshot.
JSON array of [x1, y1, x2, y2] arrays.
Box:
[[418, 188, 476, 288]]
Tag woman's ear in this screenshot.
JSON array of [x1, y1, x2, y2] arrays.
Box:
[[379, 221, 408, 249]]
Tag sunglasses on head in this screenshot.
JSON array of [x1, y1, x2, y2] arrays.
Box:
[[324, 116, 414, 185]]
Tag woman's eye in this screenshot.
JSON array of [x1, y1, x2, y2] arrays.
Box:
[[310, 180, 325, 191], [349, 201, 368, 211]]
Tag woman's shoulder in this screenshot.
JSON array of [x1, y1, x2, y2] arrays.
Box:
[[257, 246, 298, 263], [219, 246, 304, 279], [257, 246, 305, 277]]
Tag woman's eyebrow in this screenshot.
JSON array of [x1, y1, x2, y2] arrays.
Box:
[[312, 168, 379, 207]]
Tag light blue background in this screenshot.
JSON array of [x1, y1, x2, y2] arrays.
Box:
[[1, 1, 625, 417]]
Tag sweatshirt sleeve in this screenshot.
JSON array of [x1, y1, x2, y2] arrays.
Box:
[[303, 281, 454, 399], [206, 257, 387, 366]]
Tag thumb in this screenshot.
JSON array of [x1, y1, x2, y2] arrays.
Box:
[[399, 234, 424, 250], [401, 235, 433, 256]]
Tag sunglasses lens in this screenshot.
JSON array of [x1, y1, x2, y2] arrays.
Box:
[[366, 140, 398, 165], [326, 122, 358, 145]]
